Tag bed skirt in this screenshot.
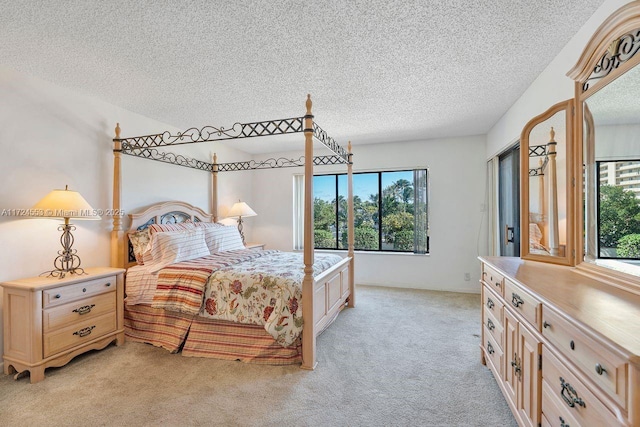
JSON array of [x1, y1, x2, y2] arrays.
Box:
[[124, 303, 302, 365]]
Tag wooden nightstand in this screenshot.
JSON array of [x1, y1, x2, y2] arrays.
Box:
[[2, 267, 125, 383], [245, 242, 265, 250]]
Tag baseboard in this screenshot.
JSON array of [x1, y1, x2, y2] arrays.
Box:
[[357, 282, 481, 294]]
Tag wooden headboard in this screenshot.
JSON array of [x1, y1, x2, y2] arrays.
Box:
[[124, 201, 214, 269]]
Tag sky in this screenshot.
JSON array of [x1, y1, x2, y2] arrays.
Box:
[[314, 171, 413, 202]]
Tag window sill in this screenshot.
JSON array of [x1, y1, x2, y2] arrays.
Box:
[[299, 249, 430, 257]]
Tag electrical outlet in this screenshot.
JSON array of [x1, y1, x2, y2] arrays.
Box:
[[464, 272, 471, 281]]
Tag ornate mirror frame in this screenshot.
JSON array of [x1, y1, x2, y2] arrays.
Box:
[[567, 1, 640, 291]]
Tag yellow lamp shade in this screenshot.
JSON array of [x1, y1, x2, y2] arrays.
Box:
[[32, 186, 100, 220]]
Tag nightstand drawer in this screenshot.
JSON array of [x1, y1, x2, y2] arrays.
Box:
[[542, 347, 619, 427], [43, 312, 116, 358], [542, 307, 628, 409], [482, 264, 504, 296], [43, 275, 116, 308], [43, 291, 116, 332], [504, 279, 540, 328]]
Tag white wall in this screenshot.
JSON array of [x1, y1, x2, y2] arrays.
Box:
[[251, 135, 488, 293], [487, 0, 633, 159], [0, 67, 252, 364]]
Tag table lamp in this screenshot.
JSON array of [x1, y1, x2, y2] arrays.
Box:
[[227, 200, 257, 245], [32, 185, 101, 278]]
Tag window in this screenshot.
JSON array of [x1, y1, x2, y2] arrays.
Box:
[[302, 169, 429, 253], [596, 160, 640, 260]]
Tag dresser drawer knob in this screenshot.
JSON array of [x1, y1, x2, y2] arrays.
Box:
[[595, 363, 606, 376], [487, 342, 494, 355], [82, 288, 87, 292], [105, 282, 111, 287], [543, 321, 551, 329], [487, 318, 495, 331], [511, 293, 524, 308], [72, 304, 95, 315], [570, 340, 575, 350], [486, 298, 495, 309], [559, 377, 586, 408], [73, 325, 96, 338], [559, 416, 570, 427], [54, 294, 61, 299]]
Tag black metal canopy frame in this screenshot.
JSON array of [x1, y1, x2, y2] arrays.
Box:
[[114, 116, 351, 172], [528, 144, 549, 177]]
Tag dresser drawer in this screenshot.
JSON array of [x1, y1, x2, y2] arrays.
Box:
[[43, 275, 116, 308], [43, 291, 116, 332], [504, 279, 541, 328], [542, 307, 628, 409], [541, 379, 580, 427], [484, 304, 503, 348], [482, 263, 504, 297], [43, 312, 116, 358], [542, 347, 620, 427], [484, 328, 503, 379], [483, 286, 504, 327]]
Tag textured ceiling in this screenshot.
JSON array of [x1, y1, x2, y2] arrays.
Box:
[[1, 0, 606, 154]]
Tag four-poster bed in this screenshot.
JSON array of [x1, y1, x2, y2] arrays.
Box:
[[527, 127, 562, 257], [111, 95, 355, 369]]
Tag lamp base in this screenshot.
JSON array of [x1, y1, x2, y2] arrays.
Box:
[[40, 222, 86, 279], [237, 217, 246, 245]]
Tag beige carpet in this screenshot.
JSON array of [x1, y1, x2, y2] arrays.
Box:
[[0, 286, 516, 426]]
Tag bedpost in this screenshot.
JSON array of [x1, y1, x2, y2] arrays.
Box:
[[212, 153, 219, 222], [301, 94, 317, 370], [547, 127, 559, 256], [111, 123, 125, 268], [347, 141, 355, 308]]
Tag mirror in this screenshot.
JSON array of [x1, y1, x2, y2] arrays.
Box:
[[583, 64, 640, 277], [520, 100, 573, 265]]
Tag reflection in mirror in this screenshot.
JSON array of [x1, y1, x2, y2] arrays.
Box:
[[584, 64, 640, 276], [528, 112, 567, 258]]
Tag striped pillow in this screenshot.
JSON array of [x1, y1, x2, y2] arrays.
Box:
[[147, 228, 210, 273], [202, 225, 246, 252], [149, 220, 196, 235]]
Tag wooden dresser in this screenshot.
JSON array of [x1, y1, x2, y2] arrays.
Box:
[[479, 257, 640, 426], [2, 267, 125, 383]]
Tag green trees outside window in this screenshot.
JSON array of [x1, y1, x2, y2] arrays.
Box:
[[598, 183, 640, 259], [313, 170, 428, 253]]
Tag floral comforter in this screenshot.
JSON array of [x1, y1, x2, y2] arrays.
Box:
[[151, 249, 344, 347], [199, 251, 344, 347]]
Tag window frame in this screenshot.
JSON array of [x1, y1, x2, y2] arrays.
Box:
[[312, 168, 429, 254]]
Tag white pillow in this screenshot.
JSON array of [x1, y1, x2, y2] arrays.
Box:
[[202, 225, 246, 252], [148, 228, 210, 273]]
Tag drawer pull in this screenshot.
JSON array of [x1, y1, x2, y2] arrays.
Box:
[[486, 298, 495, 309], [494, 281, 501, 288], [73, 325, 96, 338], [570, 340, 575, 350], [511, 293, 524, 308], [105, 282, 111, 287], [595, 363, 606, 376], [82, 288, 87, 292], [487, 318, 495, 331], [72, 304, 95, 315], [543, 321, 551, 329], [487, 342, 494, 355], [559, 377, 586, 409], [559, 416, 570, 427], [55, 294, 61, 299], [511, 354, 522, 379]]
